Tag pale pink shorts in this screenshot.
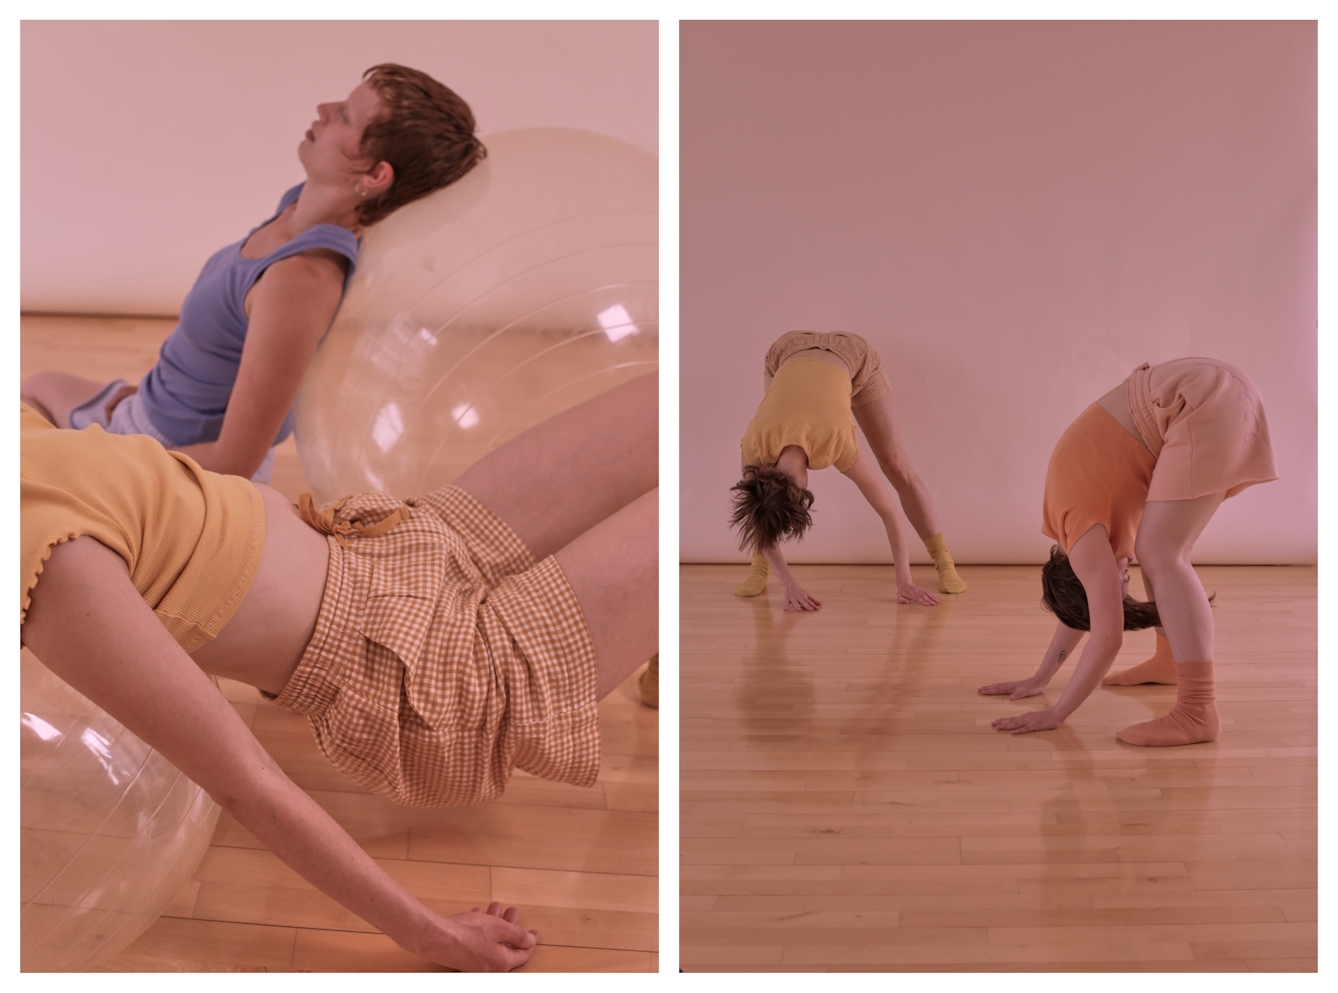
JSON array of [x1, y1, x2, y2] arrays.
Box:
[[1126, 359, 1279, 502]]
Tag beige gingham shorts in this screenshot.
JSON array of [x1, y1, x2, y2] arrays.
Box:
[[763, 330, 893, 407], [271, 486, 599, 807]]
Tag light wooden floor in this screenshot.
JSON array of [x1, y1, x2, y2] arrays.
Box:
[[22, 314, 658, 971], [680, 563, 1316, 972]]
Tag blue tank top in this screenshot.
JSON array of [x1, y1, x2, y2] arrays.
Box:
[[138, 184, 360, 447]]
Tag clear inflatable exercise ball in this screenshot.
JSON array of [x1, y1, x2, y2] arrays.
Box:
[[294, 127, 658, 504], [20, 648, 220, 972]]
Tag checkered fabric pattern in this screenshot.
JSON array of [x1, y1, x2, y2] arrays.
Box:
[[763, 330, 894, 407], [272, 485, 600, 807]]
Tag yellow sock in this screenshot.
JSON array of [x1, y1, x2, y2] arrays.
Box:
[[733, 551, 770, 597], [638, 654, 658, 709], [923, 533, 967, 593]]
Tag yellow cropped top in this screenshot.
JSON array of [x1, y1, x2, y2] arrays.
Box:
[[20, 404, 265, 653], [740, 358, 858, 472]]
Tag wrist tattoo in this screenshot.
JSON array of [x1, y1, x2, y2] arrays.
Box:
[[1058, 650, 1068, 663]]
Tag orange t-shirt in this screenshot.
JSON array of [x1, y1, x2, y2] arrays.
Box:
[[1041, 403, 1156, 560], [740, 358, 858, 472]]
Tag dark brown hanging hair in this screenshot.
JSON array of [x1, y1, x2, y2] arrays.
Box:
[[729, 465, 815, 552], [1040, 546, 1163, 631]]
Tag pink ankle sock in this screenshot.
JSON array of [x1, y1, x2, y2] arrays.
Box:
[[1103, 633, 1177, 686], [1116, 660, 1220, 746]]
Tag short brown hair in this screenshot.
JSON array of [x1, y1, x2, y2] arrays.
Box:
[[357, 63, 487, 225], [729, 465, 815, 552]]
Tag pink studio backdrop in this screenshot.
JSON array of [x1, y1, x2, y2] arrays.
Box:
[[680, 21, 1316, 566], [21, 20, 657, 316]]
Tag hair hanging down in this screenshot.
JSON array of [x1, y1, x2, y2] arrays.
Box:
[[1040, 546, 1162, 631], [729, 465, 816, 552], [357, 64, 487, 225]]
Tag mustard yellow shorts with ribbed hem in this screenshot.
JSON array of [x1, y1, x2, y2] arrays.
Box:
[[763, 330, 893, 407], [272, 485, 599, 807]]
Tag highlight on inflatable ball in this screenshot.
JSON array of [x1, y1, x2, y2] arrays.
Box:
[[294, 127, 658, 504], [20, 648, 220, 972]]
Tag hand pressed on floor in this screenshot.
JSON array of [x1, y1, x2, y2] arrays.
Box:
[[978, 677, 1045, 700], [781, 583, 822, 611], [428, 902, 539, 972], [898, 579, 939, 606], [990, 707, 1063, 735]]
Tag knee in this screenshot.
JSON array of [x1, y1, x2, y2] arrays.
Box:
[[877, 451, 913, 487], [1134, 537, 1182, 581]]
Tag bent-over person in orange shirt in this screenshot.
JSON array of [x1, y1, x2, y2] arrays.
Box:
[[979, 358, 1278, 746]]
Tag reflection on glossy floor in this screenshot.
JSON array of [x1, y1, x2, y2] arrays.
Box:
[[23, 315, 657, 971], [681, 564, 1316, 972]]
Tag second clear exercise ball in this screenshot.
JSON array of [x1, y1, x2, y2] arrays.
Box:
[[294, 127, 658, 504], [21, 648, 220, 971]]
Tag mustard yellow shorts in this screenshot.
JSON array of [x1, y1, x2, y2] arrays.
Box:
[[763, 330, 893, 407], [272, 486, 599, 807]]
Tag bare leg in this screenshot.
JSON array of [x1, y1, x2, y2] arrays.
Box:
[[453, 373, 657, 560], [21, 371, 114, 429], [1133, 492, 1225, 664], [554, 489, 658, 700], [1117, 492, 1226, 746], [1103, 566, 1176, 685], [852, 395, 942, 539], [853, 395, 966, 593]]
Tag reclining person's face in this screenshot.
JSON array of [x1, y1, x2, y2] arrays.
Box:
[[299, 81, 384, 183]]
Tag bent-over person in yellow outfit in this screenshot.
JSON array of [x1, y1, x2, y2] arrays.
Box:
[[729, 330, 966, 611], [20, 373, 657, 972]]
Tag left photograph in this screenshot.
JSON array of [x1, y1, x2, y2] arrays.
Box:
[[20, 20, 658, 972]]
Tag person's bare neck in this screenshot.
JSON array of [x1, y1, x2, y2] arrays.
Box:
[[775, 444, 809, 488]]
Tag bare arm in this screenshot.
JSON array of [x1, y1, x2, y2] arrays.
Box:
[[990, 526, 1125, 734], [761, 541, 822, 611], [175, 251, 345, 478], [841, 451, 938, 606], [21, 536, 537, 971], [978, 620, 1084, 698]]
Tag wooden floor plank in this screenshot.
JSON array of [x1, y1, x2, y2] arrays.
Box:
[[680, 563, 1316, 972]]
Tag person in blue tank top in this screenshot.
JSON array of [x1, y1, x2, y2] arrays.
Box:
[[22, 64, 486, 483]]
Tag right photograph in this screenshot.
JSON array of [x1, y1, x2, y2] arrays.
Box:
[[679, 20, 1316, 973]]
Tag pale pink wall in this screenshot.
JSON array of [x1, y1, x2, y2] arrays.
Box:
[[21, 20, 657, 315], [680, 21, 1316, 566]]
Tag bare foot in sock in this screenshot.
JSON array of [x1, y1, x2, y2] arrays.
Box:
[[1104, 633, 1177, 685], [1116, 661, 1220, 746], [934, 560, 968, 594], [734, 551, 769, 597], [923, 534, 967, 593]]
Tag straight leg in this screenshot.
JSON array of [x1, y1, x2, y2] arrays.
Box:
[[1134, 492, 1226, 664], [852, 395, 941, 539], [1118, 491, 1227, 746]]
